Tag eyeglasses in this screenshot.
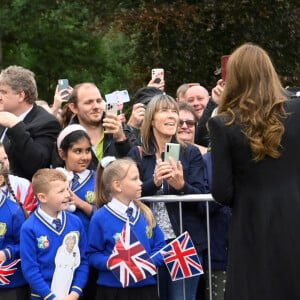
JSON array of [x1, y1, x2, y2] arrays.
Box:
[[179, 120, 197, 127]]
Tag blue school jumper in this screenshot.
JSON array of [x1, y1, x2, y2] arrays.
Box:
[[0, 194, 27, 289], [20, 209, 89, 300], [87, 204, 166, 288], [71, 170, 97, 233]]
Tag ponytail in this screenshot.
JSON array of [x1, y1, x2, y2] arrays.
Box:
[[95, 163, 110, 209], [0, 160, 28, 218], [133, 199, 156, 230]]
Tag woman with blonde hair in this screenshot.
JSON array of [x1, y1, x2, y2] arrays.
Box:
[[208, 43, 300, 300], [128, 94, 208, 300]]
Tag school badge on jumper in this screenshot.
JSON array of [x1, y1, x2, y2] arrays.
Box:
[[113, 232, 122, 242], [85, 191, 96, 204], [37, 236, 50, 249], [0, 223, 7, 237], [146, 226, 153, 239]]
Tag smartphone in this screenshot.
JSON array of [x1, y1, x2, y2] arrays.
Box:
[[221, 56, 230, 81], [151, 68, 164, 81], [105, 90, 130, 104], [58, 79, 70, 100], [164, 143, 180, 162], [105, 102, 118, 115]]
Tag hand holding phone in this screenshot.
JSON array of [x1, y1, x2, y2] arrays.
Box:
[[157, 143, 184, 190], [105, 102, 118, 115], [164, 143, 180, 162], [221, 56, 230, 81], [151, 68, 164, 82], [58, 79, 70, 100], [103, 112, 126, 141]]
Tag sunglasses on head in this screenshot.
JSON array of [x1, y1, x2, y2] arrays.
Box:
[[179, 120, 197, 127]]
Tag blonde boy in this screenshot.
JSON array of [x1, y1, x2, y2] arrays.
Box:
[[20, 169, 88, 300]]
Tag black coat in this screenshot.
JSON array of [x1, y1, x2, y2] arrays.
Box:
[[195, 98, 218, 147], [0, 104, 61, 180], [208, 98, 300, 300]]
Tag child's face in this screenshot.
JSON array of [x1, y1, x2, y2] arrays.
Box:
[[61, 138, 92, 173], [0, 146, 10, 170], [39, 180, 70, 218], [116, 165, 142, 204]]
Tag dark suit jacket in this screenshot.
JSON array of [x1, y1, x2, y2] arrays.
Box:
[[0, 104, 61, 180]]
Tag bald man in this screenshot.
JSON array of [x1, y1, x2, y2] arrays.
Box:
[[185, 85, 210, 118]]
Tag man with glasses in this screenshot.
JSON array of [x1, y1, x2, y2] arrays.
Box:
[[177, 102, 207, 155]]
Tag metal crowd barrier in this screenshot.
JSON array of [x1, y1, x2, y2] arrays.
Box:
[[141, 194, 215, 300]]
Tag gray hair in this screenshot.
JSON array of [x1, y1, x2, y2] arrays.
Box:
[[0, 65, 38, 104]]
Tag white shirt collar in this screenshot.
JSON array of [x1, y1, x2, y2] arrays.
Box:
[[107, 198, 137, 219], [19, 105, 34, 121], [76, 169, 90, 182], [56, 168, 90, 185], [38, 206, 63, 226]]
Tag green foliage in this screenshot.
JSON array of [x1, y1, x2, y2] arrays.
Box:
[[0, 0, 299, 104], [0, 0, 105, 101], [98, 28, 138, 96], [110, 0, 300, 95]]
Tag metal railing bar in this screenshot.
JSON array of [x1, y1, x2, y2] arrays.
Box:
[[141, 194, 214, 300]]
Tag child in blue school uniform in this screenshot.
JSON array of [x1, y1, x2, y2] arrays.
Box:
[[55, 124, 97, 233], [55, 124, 98, 300], [0, 160, 30, 300], [20, 168, 89, 300], [87, 157, 166, 300]]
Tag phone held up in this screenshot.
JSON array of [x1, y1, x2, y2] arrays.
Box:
[[164, 143, 180, 163], [151, 68, 164, 84], [58, 79, 70, 100], [105, 102, 118, 115], [221, 56, 230, 81]]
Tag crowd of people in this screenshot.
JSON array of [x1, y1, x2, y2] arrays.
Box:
[[0, 42, 299, 300]]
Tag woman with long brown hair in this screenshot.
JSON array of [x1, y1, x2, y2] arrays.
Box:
[[208, 43, 300, 300]]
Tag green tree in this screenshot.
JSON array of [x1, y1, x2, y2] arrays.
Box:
[[100, 0, 299, 96], [0, 0, 106, 100], [1, 0, 299, 102]]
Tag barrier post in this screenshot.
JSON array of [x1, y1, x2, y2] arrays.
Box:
[[206, 200, 212, 300], [178, 201, 186, 300], [141, 194, 214, 300]]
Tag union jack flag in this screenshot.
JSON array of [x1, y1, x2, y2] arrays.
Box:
[[161, 231, 203, 281], [107, 221, 157, 287], [0, 259, 21, 285]]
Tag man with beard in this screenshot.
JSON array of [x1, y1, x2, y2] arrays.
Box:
[[67, 82, 137, 170]]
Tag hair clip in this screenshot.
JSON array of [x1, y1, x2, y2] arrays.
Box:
[[100, 156, 116, 168]]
